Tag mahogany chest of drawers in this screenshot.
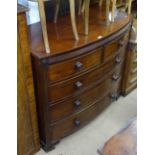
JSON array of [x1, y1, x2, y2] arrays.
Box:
[[29, 5, 132, 151]]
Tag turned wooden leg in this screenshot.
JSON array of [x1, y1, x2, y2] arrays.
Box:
[[111, 0, 117, 22], [38, 0, 50, 53], [99, 0, 104, 7], [54, 0, 60, 23], [69, 0, 79, 40], [84, 0, 90, 35], [106, 0, 110, 25], [78, 0, 83, 15]]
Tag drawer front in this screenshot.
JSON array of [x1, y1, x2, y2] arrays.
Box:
[[48, 59, 113, 102], [128, 76, 137, 86], [103, 32, 129, 61], [50, 94, 111, 141], [129, 68, 137, 80], [47, 49, 102, 83], [49, 78, 110, 123], [48, 50, 125, 103], [131, 58, 137, 70]]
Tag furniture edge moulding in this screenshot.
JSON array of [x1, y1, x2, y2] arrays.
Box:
[[36, 21, 132, 66]]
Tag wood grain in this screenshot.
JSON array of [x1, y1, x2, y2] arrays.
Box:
[[17, 4, 40, 155], [31, 4, 132, 151]]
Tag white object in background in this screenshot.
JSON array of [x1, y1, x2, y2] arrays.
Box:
[[18, 0, 28, 6], [18, 0, 40, 25], [27, 1, 40, 25]]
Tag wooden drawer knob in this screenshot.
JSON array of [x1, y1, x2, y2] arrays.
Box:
[[112, 74, 120, 81], [75, 61, 83, 70], [74, 100, 81, 107], [115, 57, 122, 64], [110, 94, 119, 100], [74, 119, 81, 126], [75, 81, 83, 89]]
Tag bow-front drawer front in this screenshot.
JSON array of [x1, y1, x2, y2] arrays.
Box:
[[49, 78, 110, 123], [50, 94, 111, 142], [47, 49, 102, 83], [47, 55, 121, 103], [103, 32, 129, 61]]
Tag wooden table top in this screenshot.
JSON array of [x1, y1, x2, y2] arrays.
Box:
[[28, 4, 132, 60]]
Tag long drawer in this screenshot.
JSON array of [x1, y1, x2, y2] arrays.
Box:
[[50, 94, 111, 142], [49, 77, 110, 123], [48, 49, 125, 103], [49, 63, 123, 123], [47, 48, 102, 83]]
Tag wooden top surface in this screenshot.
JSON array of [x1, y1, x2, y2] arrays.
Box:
[[28, 4, 132, 60]]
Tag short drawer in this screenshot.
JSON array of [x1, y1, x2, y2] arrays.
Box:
[[103, 32, 129, 61], [50, 94, 111, 141], [47, 49, 102, 83], [49, 78, 110, 123]]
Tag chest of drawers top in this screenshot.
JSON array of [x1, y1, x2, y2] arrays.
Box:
[[29, 4, 132, 63]]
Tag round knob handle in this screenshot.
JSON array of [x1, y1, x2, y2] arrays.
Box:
[[110, 94, 118, 100], [112, 74, 120, 81], [115, 57, 121, 64], [74, 100, 81, 107], [75, 81, 83, 89], [74, 119, 81, 126], [75, 61, 83, 70], [119, 40, 126, 47]]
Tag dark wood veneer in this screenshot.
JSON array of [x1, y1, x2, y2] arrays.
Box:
[[50, 94, 111, 142], [47, 48, 102, 82], [31, 4, 132, 151], [17, 4, 40, 155]]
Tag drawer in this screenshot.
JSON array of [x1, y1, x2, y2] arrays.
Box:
[[47, 49, 102, 83], [50, 94, 111, 141], [48, 60, 112, 102], [128, 77, 137, 86], [49, 78, 110, 123], [131, 57, 137, 69], [48, 51, 124, 103], [103, 32, 129, 61], [129, 68, 137, 80]]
